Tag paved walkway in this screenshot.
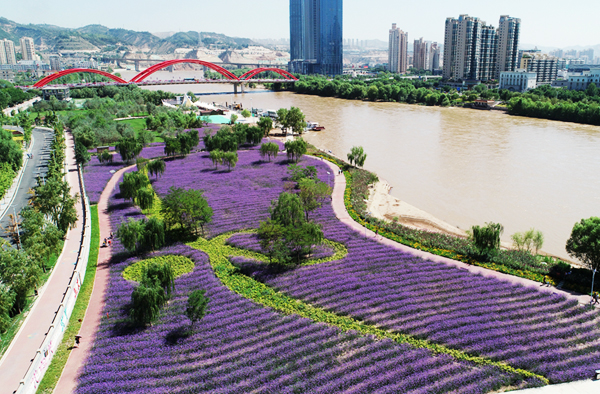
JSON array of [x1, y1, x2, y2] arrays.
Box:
[[0, 132, 84, 393], [54, 165, 133, 394]]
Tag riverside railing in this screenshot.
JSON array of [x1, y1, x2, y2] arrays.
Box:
[[15, 157, 92, 394]]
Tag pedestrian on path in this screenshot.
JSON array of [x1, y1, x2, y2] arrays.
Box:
[[593, 292, 599, 305]]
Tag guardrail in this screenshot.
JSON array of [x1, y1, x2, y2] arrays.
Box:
[[15, 145, 92, 394]]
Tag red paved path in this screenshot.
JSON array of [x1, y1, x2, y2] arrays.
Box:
[[54, 165, 133, 394], [0, 133, 84, 393]]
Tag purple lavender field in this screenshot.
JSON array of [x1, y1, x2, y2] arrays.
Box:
[[78, 169, 517, 394], [83, 143, 167, 204], [79, 148, 600, 393]]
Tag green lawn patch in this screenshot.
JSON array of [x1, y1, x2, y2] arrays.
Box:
[[123, 255, 195, 282], [36, 205, 100, 394]]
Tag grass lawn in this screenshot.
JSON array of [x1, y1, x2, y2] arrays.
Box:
[[0, 241, 64, 357], [36, 205, 100, 394]]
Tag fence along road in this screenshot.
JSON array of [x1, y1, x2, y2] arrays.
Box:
[[0, 131, 92, 394]]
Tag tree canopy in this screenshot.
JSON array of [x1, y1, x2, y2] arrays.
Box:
[[566, 217, 600, 272]]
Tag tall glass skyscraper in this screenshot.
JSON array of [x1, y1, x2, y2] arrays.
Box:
[[289, 0, 343, 75]]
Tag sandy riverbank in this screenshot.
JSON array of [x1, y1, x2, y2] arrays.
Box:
[[366, 180, 468, 238]]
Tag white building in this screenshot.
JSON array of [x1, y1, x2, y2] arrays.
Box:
[[388, 23, 408, 73], [499, 70, 537, 92], [0, 39, 17, 65], [567, 69, 600, 90], [19, 37, 36, 61]]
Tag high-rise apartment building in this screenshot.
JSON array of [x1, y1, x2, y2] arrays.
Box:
[[430, 42, 440, 71], [49, 56, 62, 71], [496, 16, 520, 76], [0, 39, 17, 65], [520, 53, 558, 84], [413, 38, 429, 71], [388, 23, 408, 73], [289, 0, 343, 75], [20, 37, 36, 61], [443, 14, 519, 81]]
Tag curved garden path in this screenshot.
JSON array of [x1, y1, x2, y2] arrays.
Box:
[[54, 165, 134, 394]]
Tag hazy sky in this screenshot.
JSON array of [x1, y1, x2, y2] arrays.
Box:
[[3, 0, 599, 48]]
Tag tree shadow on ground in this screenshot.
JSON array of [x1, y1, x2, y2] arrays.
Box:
[[165, 325, 192, 346]]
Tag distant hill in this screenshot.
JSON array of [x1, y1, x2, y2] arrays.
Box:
[[0, 17, 257, 54]]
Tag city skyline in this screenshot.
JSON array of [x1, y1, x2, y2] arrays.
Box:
[[1, 0, 599, 49]]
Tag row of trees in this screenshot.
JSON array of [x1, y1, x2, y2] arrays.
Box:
[[507, 96, 600, 126], [203, 124, 263, 152], [0, 125, 77, 332], [0, 128, 21, 199], [0, 79, 37, 111]]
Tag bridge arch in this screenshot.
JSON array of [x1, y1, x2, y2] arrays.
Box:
[[239, 68, 297, 81], [130, 59, 239, 83], [33, 69, 128, 88]]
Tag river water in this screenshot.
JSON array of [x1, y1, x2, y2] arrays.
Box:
[[123, 70, 600, 259]]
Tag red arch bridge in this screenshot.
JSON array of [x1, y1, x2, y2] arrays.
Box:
[[32, 60, 298, 91]]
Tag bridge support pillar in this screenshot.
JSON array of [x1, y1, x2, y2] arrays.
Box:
[[135, 60, 140, 72], [234, 83, 245, 94]]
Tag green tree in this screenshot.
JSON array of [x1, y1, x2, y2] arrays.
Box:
[[0, 248, 41, 315], [347, 146, 367, 167], [98, 150, 113, 164], [511, 229, 544, 255], [74, 140, 91, 169], [257, 116, 273, 137], [130, 282, 165, 326], [566, 217, 600, 272], [298, 178, 332, 221], [230, 114, 238, 125], [119, 171, 150, 204], [471, 222, 504, 260], [222, 151, 238, 171], [0, 287, 14, 333], [0, 128, 22, 172], [116, 137, 143, 163], [117, 218, 145, 253], [284, 138, 308, 163], [257, 220, 285, 263], [259, 142, 279, 162], [147, 159, 166, 179], [136, 187, 155, 211], [286, 107, 307, 135], [18, 113, 33, 143], [186, 289, 209, 329], [142, 260, 175, 299], [276, 108, 289, 131], [140, 217, 165, 252], [20, 207, 64, 272], [164, 136, 181, 157], [32, 177, 79, 233], [241, 109, 251, 118], [209, 150, 223, 169], [160, 187, 213, 236]]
